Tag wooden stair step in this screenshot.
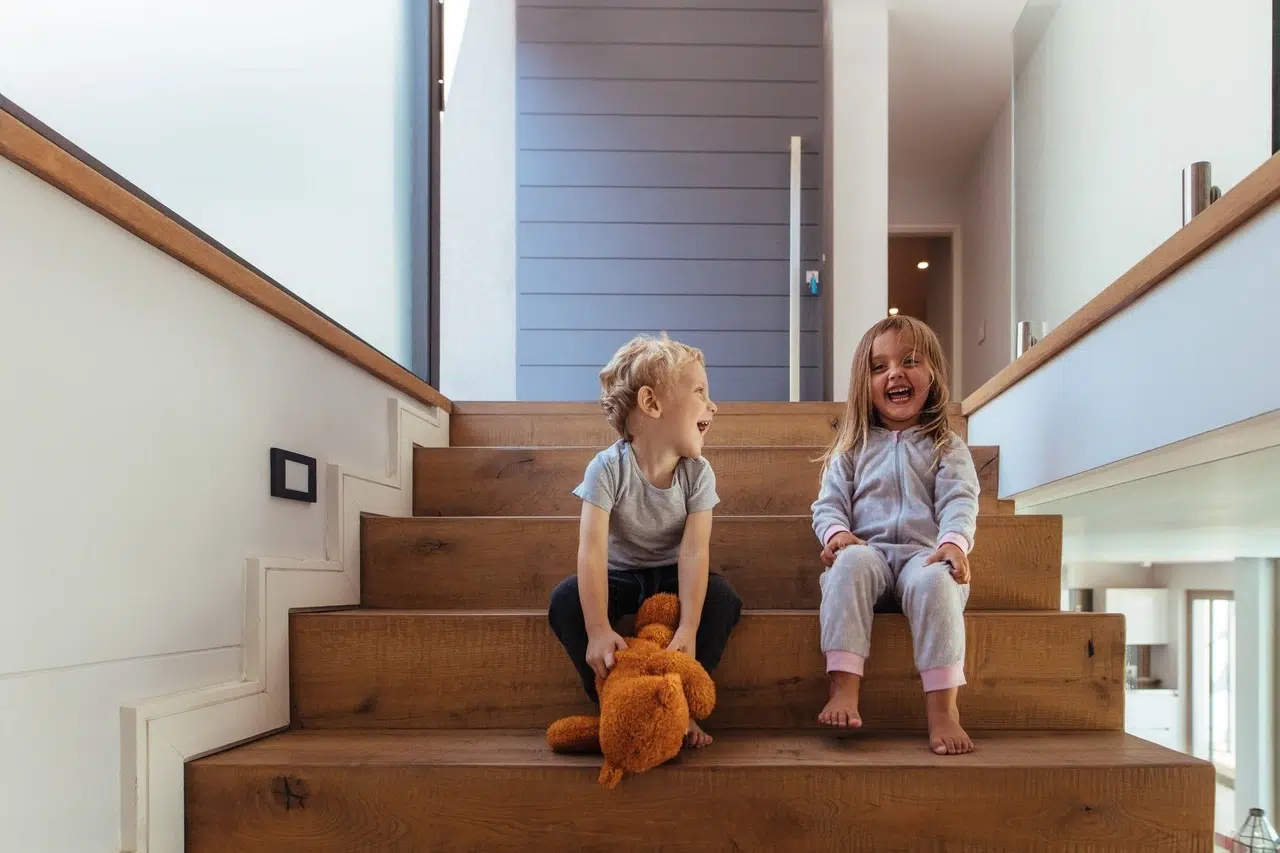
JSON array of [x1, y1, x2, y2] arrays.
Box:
[[186, 729, 1215, 853], [413, 445, 1004, 517], [361, 513, 1062, 611], [290, 610, 1123, 731], [449, 400, 969, 446]]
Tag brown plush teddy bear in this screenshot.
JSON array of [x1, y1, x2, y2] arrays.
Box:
[[546, 592, 716, 788]]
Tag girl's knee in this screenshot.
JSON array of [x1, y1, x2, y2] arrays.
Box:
[[823, 547, 888, 604], [902, 565, 965, 611], [833, 544, 878, 567], [830, 545, 883, 580]]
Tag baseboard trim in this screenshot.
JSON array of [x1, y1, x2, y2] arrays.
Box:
[[118, 397, 445, 853]]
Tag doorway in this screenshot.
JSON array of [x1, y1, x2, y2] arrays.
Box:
[[1187, 590, 1237, 837], [888, 235, 957, 395]]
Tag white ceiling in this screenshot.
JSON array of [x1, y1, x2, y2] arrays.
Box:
[[1022, 445, 1280, 565], [887, 0, 1028, 190]]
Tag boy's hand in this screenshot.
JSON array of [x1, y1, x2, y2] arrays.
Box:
[[586, 629, 629, 680], [821, 531, 865, 567], [666, 625, 697, 659], [925, 543, 970, 584]]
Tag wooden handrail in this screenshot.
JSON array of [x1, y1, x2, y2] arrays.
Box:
[[962, 149, 1280, 417], [0, 100, 452, 414]]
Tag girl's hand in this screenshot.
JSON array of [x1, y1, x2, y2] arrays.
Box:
[[586, 629, 629, 680], [926, 543, 970, 584], [821, 531, 865, 567]]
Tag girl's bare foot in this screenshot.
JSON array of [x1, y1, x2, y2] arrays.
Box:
[[684, 718, 713, 748], [924, 687, 973, 755], [819, 671, 863, 728]]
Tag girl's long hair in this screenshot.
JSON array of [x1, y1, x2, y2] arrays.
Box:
[[820, 315, 954, 471]]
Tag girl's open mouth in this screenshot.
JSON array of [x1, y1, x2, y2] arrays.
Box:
[[696, 420, 711, 434], [886, 385, 913, 404]]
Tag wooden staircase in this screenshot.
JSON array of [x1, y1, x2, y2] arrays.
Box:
[[186, 402, 1215, 852]]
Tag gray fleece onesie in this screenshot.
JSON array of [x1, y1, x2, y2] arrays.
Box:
[[810, 425, 979, 691]]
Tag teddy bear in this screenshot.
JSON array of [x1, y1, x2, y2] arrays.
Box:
[[546, 592, 717, 789]]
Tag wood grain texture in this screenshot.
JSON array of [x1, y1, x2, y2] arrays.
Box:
[[450, 400, 968, 445], [0, 104, 452, 413], [187, 729, 1215, 853], [289, 611, 1124, 731], [413, 444, 999, 516], [361, 513, 1062, 610], [962, 150, 1280, 417]]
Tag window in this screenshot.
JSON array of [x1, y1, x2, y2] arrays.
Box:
[[0, 0, 443, 384]]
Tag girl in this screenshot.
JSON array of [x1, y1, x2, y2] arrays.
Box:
[[811, 315, 980, 755]]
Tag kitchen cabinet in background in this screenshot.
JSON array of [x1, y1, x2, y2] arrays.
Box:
[[1097, 587, 1171, 645]]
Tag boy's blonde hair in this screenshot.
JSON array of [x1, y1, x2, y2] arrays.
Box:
[[598, 333, 705, 440], [821, 315, 953, 470]]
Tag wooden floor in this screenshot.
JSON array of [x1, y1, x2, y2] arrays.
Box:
[[187, 730, 1215, 853], [186, 402, 1216, 851], [194, 727, 1201, 771]]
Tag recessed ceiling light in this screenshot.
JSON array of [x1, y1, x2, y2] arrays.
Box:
[[917, 261, 929, 270], [888, 307, 899, 316]]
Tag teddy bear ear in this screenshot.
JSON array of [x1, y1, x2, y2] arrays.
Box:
[[638, 624, 674, 647], [636, 593, 681, 629]]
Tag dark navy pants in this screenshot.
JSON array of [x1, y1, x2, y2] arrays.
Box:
[[547, 565, 743, 703]]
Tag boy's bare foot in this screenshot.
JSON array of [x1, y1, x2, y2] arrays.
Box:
[[925, 688, 974, 755], [818, 671, 863, 728], [684, 718, 713, 748]]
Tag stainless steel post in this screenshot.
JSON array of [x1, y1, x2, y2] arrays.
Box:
[[1182, 161, 1222, 224], [1016, 321, 1036, 358]]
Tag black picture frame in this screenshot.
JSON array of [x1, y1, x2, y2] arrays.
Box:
[[269, 448, 317, 503]]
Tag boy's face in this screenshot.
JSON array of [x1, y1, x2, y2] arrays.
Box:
[[647, 360, 717, 458]]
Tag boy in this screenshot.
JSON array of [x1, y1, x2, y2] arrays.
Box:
[[547, 333, 743, 748]]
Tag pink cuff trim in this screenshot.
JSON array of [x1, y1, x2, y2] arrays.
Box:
[[938, 532, 971, 554], [824, 526, 852, 546], [825, 650, 865, 675], [920, 664, 966, 692]]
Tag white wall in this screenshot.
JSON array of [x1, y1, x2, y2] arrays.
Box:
[[0, 0, 417, 369], [0, 156, 446, 851], [890, 171, 961, 229], [1226, 558, 1276, 825], [968, 199, 1280, 498], [1064, 562, 1158, 594], [959, 96, 1013, 397], [826, 0, 889, 402], [443, 0, 473, 102], [1014, 0, 1273, 334], [438, 0, 518, 401]]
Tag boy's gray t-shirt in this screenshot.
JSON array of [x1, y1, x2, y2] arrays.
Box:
[[573, 440, 719, 572]]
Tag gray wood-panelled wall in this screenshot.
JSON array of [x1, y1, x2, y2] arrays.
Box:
[[515, 0, 825, 402]]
